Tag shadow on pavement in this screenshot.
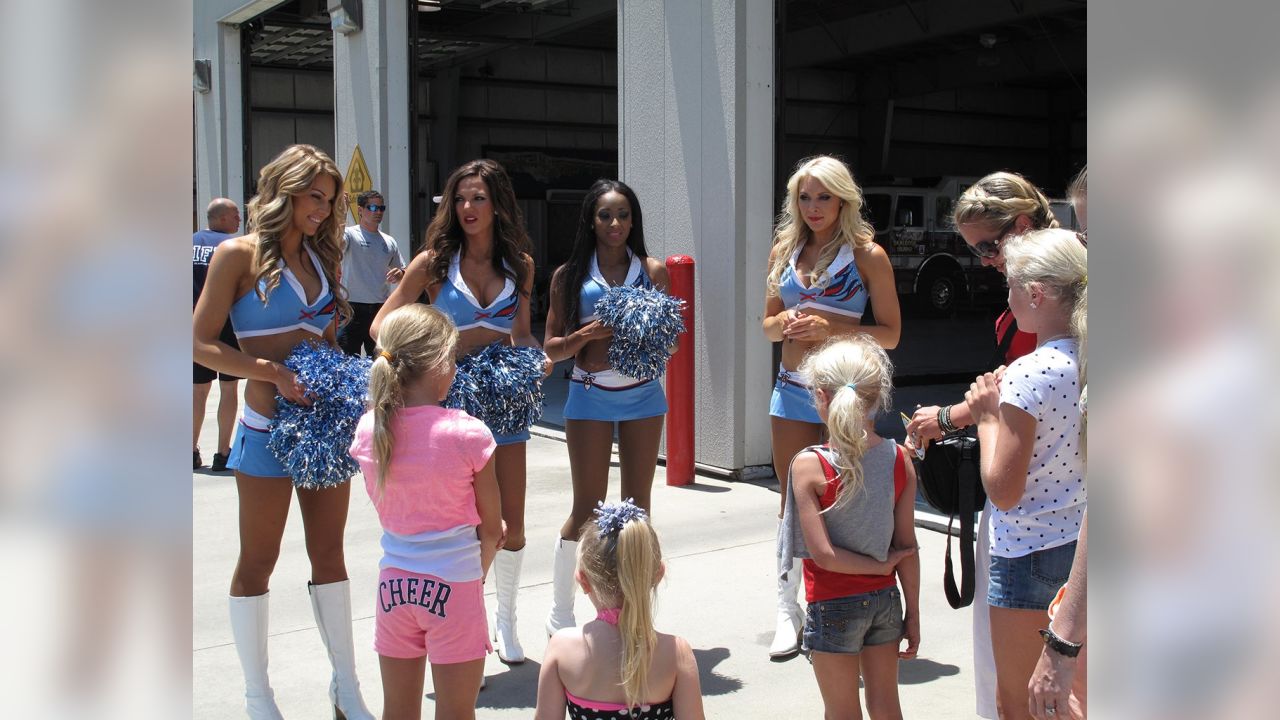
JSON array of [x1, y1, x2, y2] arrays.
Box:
[[429, 660, 542, 710], [673, 482, 731, 494], [693, 647, 743, 695], [899, 657, 961, 685]]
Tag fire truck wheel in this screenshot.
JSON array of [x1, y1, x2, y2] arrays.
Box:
[[918, 269, 962, 317]]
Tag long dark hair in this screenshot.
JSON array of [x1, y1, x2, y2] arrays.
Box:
[[423, 159, 532, 295], [553, 179, 649, 330]]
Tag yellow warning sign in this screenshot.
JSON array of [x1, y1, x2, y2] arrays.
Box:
[[344, 145, 371, 224]]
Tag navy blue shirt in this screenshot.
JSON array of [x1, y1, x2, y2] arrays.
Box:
[[193, 229, 234, 306]]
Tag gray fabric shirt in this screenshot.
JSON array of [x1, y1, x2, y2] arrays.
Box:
[[777, 440, 899, 571], [341, 225, 404, 303]]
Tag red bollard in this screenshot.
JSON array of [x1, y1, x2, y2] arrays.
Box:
[[665, 255, 695, 486]]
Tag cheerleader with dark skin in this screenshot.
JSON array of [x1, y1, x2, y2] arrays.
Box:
[[541, 180, 672, 633], [372, 159, 546, 665]]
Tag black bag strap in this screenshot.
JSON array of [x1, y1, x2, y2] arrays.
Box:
[[942, 440, 979, 609], [990, 312, 1020, 369]]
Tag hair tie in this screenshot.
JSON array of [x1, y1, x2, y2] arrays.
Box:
[[593, 498, 647, 538], [379, 350, 394, 363], [845, 382, 858, 391]]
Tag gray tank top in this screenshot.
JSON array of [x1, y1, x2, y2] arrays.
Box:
[[778, 439, 899, 565]]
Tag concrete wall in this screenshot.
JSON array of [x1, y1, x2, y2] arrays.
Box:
[[619, 0, 775, 473]]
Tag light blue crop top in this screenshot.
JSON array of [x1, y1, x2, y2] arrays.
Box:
[[229, 244, 337, 339], [433, 253, 519, 333], [777, 243, 867, 319], [578, 251, 652, 325]]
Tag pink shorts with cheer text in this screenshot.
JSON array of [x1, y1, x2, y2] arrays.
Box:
[[373, 567, 491, 663]]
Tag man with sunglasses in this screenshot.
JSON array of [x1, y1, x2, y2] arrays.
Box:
[[339, 190, 406, 356]]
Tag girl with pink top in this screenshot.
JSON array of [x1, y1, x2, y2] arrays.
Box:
[[349, 304, 504, 720]]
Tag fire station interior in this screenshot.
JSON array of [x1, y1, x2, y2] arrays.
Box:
[[240, 0, 1084, 344]]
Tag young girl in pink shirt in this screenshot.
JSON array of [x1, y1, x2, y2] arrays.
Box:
[[349, 304, 504, 720]]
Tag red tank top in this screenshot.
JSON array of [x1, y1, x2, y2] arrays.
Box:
[[996, 308, 1037, 365], [803, 445, 908, 602]]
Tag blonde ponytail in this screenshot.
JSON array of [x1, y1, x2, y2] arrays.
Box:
[[799, 335, 894, 511], [615, 520, 661, 709], [1072, 283, 1088, 459], [577, 502, 665, 710], [366, 305, 459, 497]]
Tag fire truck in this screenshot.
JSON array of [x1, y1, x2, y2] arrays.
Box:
[[863, 177, 1077, 316]]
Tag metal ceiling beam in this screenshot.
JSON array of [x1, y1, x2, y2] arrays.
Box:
[[258, 34, 329, 65], [784, 0, 1081, 69], [417, 0, 615, 69]]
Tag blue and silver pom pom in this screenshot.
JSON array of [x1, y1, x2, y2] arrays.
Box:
[[268, 341, 371, 490], [445, 342, 546, 437], [593, 285, 686, 381], [593, 498, 648, 538]]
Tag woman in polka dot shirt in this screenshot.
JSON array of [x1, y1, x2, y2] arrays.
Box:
[[965, 228, 1087, 720]]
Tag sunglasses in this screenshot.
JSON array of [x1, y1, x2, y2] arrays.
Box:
[[365, 204, 387, 212], [966, 227, 1013, 259]]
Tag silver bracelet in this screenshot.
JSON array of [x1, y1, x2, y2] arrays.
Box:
[[938, 405, 959, 434]]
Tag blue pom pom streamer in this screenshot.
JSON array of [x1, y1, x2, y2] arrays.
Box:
[[444, 343, 546, 437], [593, 286, 686, 381], [268, 341, 372, 490], [593, 498, 648, 538]]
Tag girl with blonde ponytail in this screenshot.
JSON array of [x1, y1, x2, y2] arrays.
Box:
[[776, 334, 921, 720], [535, 500, 704, 720], [348, 304, 504, 720]]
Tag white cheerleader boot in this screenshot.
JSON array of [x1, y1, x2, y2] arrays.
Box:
[[228, 593, 285, 720], [545, 538, 579, 636], [308, 580, 375, 720], [492, 548, 527, 663], [768, 557, 804, 658]]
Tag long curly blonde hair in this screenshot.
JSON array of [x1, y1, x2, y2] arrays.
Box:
[[245, 144, 351, 326], [766, 156, 876, 297]]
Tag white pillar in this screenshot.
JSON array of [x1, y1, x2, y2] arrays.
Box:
[[194, 3, 251, 219], [330, 0, 412, 261], [618, 0, 774, 474]]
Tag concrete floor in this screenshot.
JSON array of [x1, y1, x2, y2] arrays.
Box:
[[193, 382, 983, 719]]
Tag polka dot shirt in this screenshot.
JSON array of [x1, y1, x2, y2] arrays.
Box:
[[992, 338, 1086, 558]]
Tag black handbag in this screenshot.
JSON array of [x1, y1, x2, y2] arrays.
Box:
[[912, 313, 1018, 609], [915, 433, 986, 609]]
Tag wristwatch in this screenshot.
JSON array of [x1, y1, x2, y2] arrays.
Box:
[[1039, 627, 1083, 658]]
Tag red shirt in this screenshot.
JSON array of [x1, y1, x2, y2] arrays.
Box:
[[803, 445, 908, 602], [996, 308, 1037, 365]]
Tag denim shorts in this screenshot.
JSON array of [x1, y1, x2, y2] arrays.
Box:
[[802, 586, 903, 655], [988, 541, 1077, 610]]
